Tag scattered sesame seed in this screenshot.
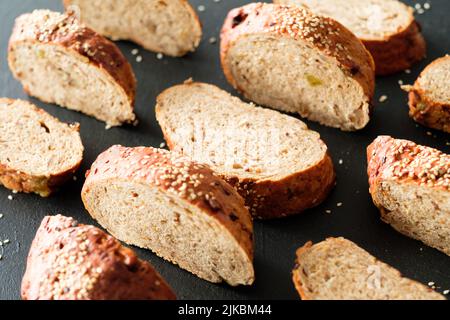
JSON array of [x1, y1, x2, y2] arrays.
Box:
[[398, 80, 404, 85], [428, 282, 435, 286], [136, 55, 143, 63], [417, 8, 425, 14], [198, 5, 205, 12], [379, 95, 388, 103], [0, 214, 3, 219], [156, 53, 164, 60], [424, 3, 431, 10], [3, 239, 9, 244], [209, 37, 217, 44], [7, 195, 13, 201], [12, 190, 18, 194], [337, 202, 343, 207], [325, 210, 332, 214], [443, 290, 449, 295], [338, 159, 343, 165], [405, 69, 411, 74], [105, 124, 112, 130], [73, 176, 78, 181], [131, 49, 139, 55], [415, 3, 422, 10], [159, 142, 166, 149], [426, 131, 432, 136]]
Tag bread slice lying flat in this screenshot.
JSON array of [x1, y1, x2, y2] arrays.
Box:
[[221, 3, 375, 131], [22, 215, 176, 300], [368, 136, 450, 256], [274, 0, 426, 75], [63, 0, 202, 57], [0, 98, 83, 197], [82, 145, 254, 286], [404, 55, 450, 133], [156, 82, 335, 219], [8, 10, 136, 127], [293, 238, 445, 300]]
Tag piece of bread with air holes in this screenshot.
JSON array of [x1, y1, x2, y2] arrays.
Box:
[[274, 0, 426, 76], [8, 10, 136, 127], [0, 98, 83, 197], [367, 136, 450, 256], [63, 0, 202, 57], [22, 215, 176, 300], [292, 237, 445, 300], [403, 55, 450, 133], [81, 145, 254, 286], [155, 81, 335, 219], [220, 3, 375, 131]]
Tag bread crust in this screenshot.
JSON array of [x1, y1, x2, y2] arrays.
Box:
[[8, 10, 136, 124], [0, 98, 83, 197], [406, 56, 450, 133], [220, 3, 375, 104], [21, 215, 176, 300]]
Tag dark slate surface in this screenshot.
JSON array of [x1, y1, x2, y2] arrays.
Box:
[[0, 0, 449, 300]]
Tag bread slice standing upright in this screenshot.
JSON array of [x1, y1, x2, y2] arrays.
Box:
[[0, 99, 83, 197], [82, 145, 254, 286], [274, 0, 426, 75], [220, 3, 375, 131], [63, 0, 202, 57], [22, 215, 176, 300], [367, 136, 450, 256], [8, 10, 136, 127], [293, 237, 445, 300], [404, 55, 450, 133], [156, 82, 335, 219]]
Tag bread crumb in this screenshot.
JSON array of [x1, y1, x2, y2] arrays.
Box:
[[198, 5, 205, 12], [136, 55, 143, 63], [379, 95, 388, 103]]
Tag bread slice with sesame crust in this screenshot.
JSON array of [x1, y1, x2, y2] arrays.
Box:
[[293, 237, 445, 300], [81, 145, 254, 286], [367, 136, 450, 256], [156, 81, 335, 219], [63, 0, 202, 57], [22, 215, 176, 300], [274, 0, 426, 75], [221, 3, 375, 131], [8, 10, 136, 127], [404, 55, 450, 133], [0, 98, 83, 197]]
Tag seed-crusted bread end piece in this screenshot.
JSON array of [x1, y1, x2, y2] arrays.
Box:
[[274, 0, 426, 76], [0, 98, 83, 197], [367, 136, 450, 256], [156, 82, 336, 219], [82, 145, 254, 286], [404, 55, 450, 133], [8, 10, 136, 127], [221, 3, 375, 131], [22, 215, 176, 300], [293, 238, 445, 300], [63, 0, 202, 57]]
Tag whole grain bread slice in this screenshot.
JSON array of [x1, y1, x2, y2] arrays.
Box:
[[63, 0, 202, 57], [8, 10, 136, 127], [81, 145, 254, 286], [274, 0, 426, 75], [155, 81, 335, 219], [22, 215, 176, 300], [293, 237, 445, 300], [367, 136, 450, 256], [403, 55, 450, 133], [0, 98, 83, 197], [220, 3, 375, 131]]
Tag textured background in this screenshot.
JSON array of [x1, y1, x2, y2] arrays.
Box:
[[0, 0, 449, 300]]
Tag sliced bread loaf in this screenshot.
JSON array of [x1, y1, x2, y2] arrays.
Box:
[[0, 98, 83, 197], [404, 55, 450, 133], [274, 0, 426, 75], [81, 145, 254, 286], [63, 0, 202, 57], [367, 136, 450, 256], [8, 10, 136, 127], [293, 237, 445, 300], [155, 82, 335, 219], [220, 3, 375, 131], [22, 215, 176, 300]]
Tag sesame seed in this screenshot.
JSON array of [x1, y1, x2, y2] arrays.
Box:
[[443, 290, 449, 295], [7, 195, 13, 201], [209, 37, 217, 44], [405, 69, 411, 74], [73, 176, 77, 181], [338, 159, 343, 165], [0, 214, 3, 219], [159, 142, 166, 148], [428, 282, 435, 286], [3, 239, 9, 244], [156, 53, 164, 60], [398, 80, 404, 85], [415, 3, 422, 10], [337, 202, 343, 207], [136, 55, 143, 63], [198, 5, 205, 12], [325, 210, 332, 214], [131, 48, 139, 55], [379, 95, 388, 103], [424, 3, 431, 10]]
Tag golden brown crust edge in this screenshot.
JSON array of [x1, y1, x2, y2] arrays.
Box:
[[292, 241, 313, 300]]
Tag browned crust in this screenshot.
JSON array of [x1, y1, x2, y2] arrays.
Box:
[[21, 215, 176, 300], [292, 241, 313, 300], [0, 98, 82, 197], [220, 3, 375, 104], [363, 21, 426, 76], [8, 10, 136, 120]]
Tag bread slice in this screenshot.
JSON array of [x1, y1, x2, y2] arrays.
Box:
[[367, 136, 450, 256], [155, 81, 336, 219], [293, 237, 445, 300], [274, 0, 426, 75], [220, 3, 375, 131], [22, 215, 176, 300], [0, 98, 83, 197], [81, 145, 254, 286], [8, 10, 136, 127], [63, 0, 202, 57], [403, 55, 450, 133]]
